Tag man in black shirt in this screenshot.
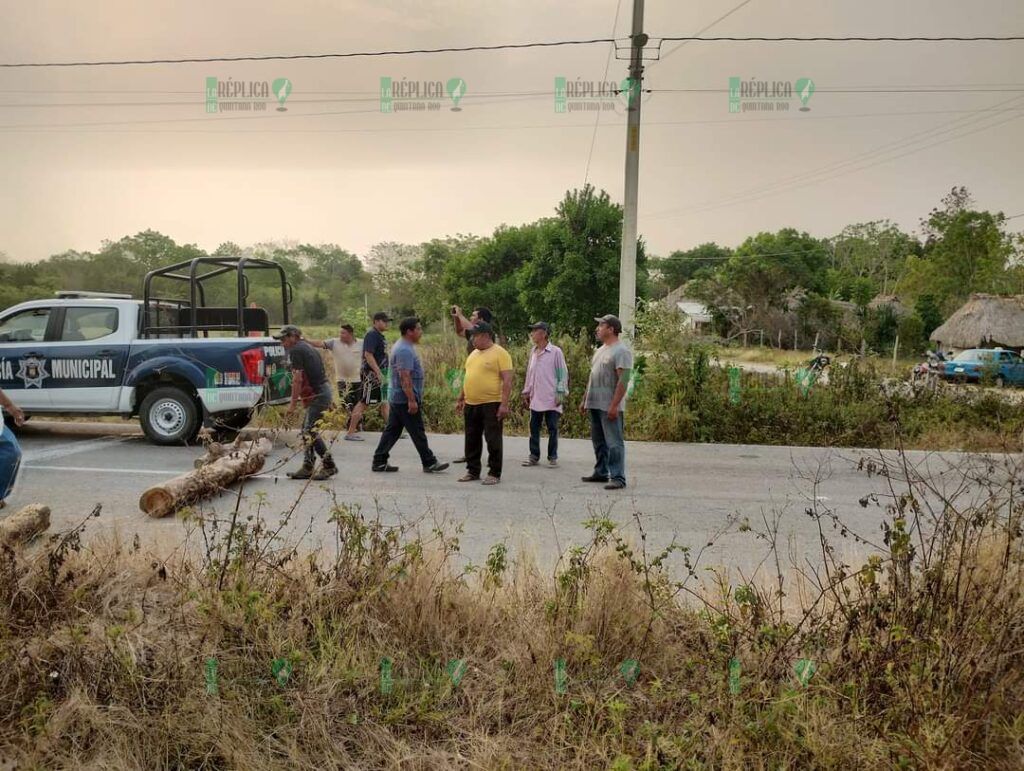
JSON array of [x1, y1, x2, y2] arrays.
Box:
[[345, 312, 392, 441], [276, 324, 337, 480]]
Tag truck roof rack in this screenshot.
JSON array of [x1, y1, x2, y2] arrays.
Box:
[[55, 290, 134, 300]]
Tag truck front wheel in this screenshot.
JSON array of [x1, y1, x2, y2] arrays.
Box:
[[140, 387, 200, 446]]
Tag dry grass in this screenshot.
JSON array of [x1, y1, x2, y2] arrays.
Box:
[[3, 449, 1024, 769]]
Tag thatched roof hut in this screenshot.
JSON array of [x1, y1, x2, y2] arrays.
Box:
[[868, 294, 908, 317], [929, 294, 1024, 352]]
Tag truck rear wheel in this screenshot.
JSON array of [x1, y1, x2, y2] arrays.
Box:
[[140, 387, 200, 446]]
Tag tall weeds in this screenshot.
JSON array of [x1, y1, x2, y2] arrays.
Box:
[[1, 436, 1022, 768]]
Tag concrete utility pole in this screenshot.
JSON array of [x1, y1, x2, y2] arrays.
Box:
[[617, 0, 647, 336]]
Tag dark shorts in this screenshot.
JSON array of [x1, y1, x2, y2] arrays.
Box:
[[337, 380, 361, 410], [361, 373, 384, 405]]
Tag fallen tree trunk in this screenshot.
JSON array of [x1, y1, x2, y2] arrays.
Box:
[[0, 504, 51, 546], [139, 437, 272, 518]]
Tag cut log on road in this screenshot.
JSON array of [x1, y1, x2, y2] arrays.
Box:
[[139, 437, 272, 518], [0, 504, 51, 546]]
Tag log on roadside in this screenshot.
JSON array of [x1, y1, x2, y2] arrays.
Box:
[[0, 504, 51, 546], [139, 437, 272, 518]]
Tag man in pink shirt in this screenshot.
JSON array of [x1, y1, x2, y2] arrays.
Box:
[[521, 321, 568, 467]]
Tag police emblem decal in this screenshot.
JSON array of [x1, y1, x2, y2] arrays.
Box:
[[17, 356, 49, 388]]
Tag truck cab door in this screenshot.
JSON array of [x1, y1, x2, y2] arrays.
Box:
[[48, 306, 128, 410], [0, 305, 57, 411]]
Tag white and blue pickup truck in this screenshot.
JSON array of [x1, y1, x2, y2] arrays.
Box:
[[0, 257, 295, 445]]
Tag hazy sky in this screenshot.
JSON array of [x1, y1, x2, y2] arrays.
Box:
[[1, 0, 1022, 263]]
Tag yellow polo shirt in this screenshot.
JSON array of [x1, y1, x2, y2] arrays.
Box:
[[464, 344, 514, 405]]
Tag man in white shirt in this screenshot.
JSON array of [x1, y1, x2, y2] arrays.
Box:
[[315, 324, 363, 414]]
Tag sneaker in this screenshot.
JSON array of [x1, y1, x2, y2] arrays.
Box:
[[372, 464, 399, 472], [581, 474, 609, 483], [458, 473, 480, 482], [424, 462, 450, 473], [604, 480, 626, 490], [521, 457, 539, 467], [453, 456, 467, 464], [344, 434, 364, 442], [482, 476, 500, 485], [287, 463, 315, 480], [547, 458, 559, 467]]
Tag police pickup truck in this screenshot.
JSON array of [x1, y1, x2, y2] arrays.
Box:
[[0, 256, 294, 445]]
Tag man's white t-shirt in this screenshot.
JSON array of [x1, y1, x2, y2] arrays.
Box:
[[324, 338, 363, 382]]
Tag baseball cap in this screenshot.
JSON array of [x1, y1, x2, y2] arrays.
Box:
[[272, 324, 302, 339], [594, 314, 623, 334], [527, 321, 550, 333], [373, 311, 393, 322]]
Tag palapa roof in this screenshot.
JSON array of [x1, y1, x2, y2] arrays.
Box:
[[929, 294, 1024, 348]]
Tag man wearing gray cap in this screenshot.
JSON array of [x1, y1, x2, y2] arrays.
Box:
[[579, 314, 632, 490], [275, 324, 337, 480]]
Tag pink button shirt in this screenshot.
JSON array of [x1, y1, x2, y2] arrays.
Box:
[[522, 343, 569, 413]]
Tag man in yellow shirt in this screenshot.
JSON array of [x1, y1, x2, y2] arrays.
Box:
[[456, 321, 514, 485]]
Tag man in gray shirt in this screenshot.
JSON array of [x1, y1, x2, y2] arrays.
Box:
[[579, 314, 632, 490]]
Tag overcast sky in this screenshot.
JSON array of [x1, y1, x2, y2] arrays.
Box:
[[1, 0, 1022, 263]]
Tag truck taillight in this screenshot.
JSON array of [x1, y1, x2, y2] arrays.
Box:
[[241, 347, 264, 385]]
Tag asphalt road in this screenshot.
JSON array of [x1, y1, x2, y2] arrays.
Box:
[[5, 420, 986, 577]]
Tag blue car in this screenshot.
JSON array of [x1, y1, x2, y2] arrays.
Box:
[[941, 348, 1024, 387]]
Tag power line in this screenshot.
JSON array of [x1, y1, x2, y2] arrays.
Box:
[[6, 81, 1023, 96], [659, 35, 1024, 42], [4, 105, 1021, 134], [649, 104, 1024, 219], [2, 85, 1023, 108], [647, 93, 1024, 219], [654, 0, 757, 64], [2, 34, 1021, 69], [0, 38, 615, 68], [582, 0, 624, 187]]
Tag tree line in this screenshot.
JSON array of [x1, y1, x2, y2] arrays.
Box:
[[1, 185, 1019, 350], [653, 187, 1023, 353]]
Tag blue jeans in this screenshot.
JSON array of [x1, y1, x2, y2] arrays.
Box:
[[528, 410, 560, 461], [0, 423, 22, 504], [589, 409, 625, 485]]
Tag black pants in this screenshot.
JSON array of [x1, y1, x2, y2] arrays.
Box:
[[372, 402, 438, 469], [464, 402, 503, 479]]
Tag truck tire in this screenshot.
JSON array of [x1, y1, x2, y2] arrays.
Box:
[[140, 387, 201, 446], [210, 409, 252, 442]]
